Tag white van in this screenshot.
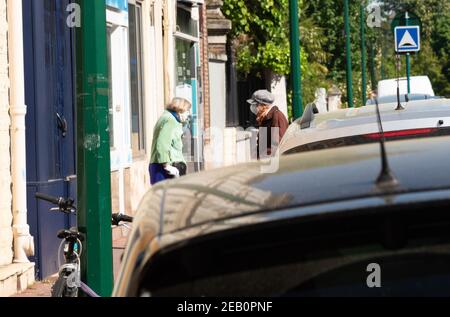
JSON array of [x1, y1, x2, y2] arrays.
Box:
[[377, 76, 435, 98]]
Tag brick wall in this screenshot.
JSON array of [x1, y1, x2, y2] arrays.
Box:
[[200, 3, 210, 140], [0, 0, 13, 266]]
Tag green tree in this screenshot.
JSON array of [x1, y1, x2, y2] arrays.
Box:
[[303, 0, 370, 107], [223, 0, 331, 111], [223, 0, 449, 113], [223, 0, 293, 76]]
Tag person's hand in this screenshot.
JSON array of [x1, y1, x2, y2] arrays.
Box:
[[164, 165, 180, 178]]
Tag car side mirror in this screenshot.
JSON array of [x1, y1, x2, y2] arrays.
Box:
[[299, 103, 319, 129]]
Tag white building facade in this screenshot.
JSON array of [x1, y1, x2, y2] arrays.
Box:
[[0, 0, 35, 297]]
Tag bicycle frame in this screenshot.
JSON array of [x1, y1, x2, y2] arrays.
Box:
[[35, 192, 133, 297]]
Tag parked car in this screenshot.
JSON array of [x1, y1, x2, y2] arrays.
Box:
[[113, 134, 450, 297], [377, 76, 435, 98], [365, 94, 442, 106], [279, 98, 450, 155]]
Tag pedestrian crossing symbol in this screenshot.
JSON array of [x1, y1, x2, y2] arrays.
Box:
[[395, 26, 420, 53]]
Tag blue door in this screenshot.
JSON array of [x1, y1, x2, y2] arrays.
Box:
[[23, 0, 77, 280]]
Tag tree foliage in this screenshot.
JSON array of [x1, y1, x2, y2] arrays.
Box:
[[223, 0, 332, 108], [223, 0, 450, 115], [223, 0, 294, 75]]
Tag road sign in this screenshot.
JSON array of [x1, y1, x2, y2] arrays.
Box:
[[391, 11, 421, 33], [395, 26, 420, 53]]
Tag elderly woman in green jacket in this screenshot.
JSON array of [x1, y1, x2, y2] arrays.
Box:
[[149, 97, 192, 185]]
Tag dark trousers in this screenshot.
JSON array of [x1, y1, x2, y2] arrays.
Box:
[[149, 162, 187, 185]]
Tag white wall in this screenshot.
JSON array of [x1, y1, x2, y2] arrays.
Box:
[[142, 0, 166, 162], [209, 62, 226, 133], [205, 61, 227, 169], [269, 75, 288, 119]]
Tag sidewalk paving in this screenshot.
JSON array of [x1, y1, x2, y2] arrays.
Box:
[[12, 236, 129, 297]]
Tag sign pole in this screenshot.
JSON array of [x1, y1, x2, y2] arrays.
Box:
[[405, 12, 411, 94], [76, 0, 114, 296], [344, 0, 354, 108], [360, 4, 367, 106], [289, 0, 303, 118]]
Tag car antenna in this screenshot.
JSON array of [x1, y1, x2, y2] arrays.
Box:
[[395, 54, 405, 111], [374, 97, 399, 188]]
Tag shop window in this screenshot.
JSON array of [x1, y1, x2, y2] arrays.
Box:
[[176, 5, 198, 38]]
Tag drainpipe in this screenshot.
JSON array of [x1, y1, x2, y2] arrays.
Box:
[[7, 0, 34, 263]]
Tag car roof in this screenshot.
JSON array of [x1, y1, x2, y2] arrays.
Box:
[[311, 98, 449, 126], [366, 94, 441, 106], [136, 135, 450, 236]]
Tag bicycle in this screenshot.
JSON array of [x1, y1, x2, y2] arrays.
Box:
[[35, 192, 133, 297]]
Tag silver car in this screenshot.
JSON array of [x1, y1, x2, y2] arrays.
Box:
[[280, 98, 450, 155]]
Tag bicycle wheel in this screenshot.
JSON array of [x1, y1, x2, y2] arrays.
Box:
[[51, 275, 67, 297], [51, 274, 79, 297]]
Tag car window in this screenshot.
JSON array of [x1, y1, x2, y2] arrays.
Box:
[[285, 254, 450, 297]]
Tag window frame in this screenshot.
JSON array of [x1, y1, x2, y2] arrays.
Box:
[[106, 8, 133, 171], [128, 0, 147, 158]]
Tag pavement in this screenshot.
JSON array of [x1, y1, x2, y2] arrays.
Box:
[[12, 236, 129, 297]]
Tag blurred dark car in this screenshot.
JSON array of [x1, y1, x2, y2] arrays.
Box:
[[113, 135, 450, 297]]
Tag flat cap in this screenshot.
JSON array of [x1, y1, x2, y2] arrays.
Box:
[[247, 90, 275, 106]]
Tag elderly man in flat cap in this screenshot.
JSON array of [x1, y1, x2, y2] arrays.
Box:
[[247, 89, 289, 159]]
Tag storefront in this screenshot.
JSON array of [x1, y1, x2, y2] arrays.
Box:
[[105, 0, 150, 219], [20, 0, 205, 279]]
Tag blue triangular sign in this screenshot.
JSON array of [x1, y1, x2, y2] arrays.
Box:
[[395, 26, 420, 53]]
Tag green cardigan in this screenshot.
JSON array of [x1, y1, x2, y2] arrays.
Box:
[[150, 110, 186, 164]]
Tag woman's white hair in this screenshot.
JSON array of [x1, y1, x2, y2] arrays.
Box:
[[166, 97, 192, 113]]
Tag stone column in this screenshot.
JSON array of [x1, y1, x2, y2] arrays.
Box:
[[8, 0, 34, 263], [0, 0, 13, 267]]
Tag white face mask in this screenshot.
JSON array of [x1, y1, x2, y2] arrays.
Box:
[[179, 111, 191, 123], [250, 104, 258, 115]]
